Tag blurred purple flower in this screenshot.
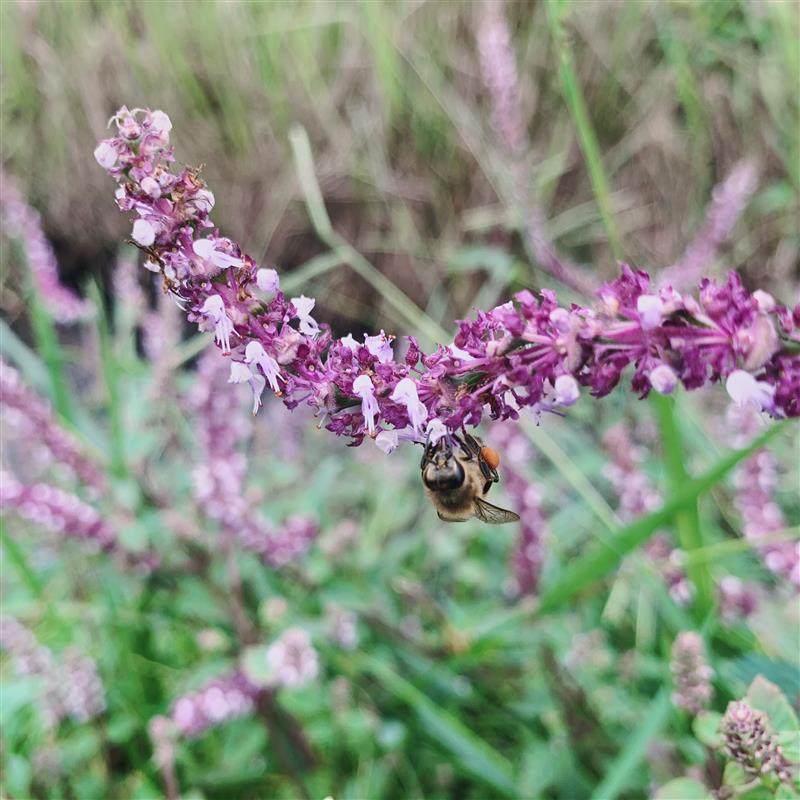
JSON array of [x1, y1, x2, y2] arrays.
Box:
[[661, 159, 759, 290], [190, 351, 318, 565], [670, 631, 713, 715], [95, 107, 800, 447], [491, 421, 546, 596], [171, 670, 260, 738], [0, 359, 105, 492], [265, 627, 319, 689], [727, 404, 799, 590], [1, 176, 94, 323], [1, 471, 117, 553], [0, 616, 106, 727]]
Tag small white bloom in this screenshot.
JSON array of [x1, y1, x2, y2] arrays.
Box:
[[390, 377, 428, 433], [132, 219, 156, 247], [245, 340, 283, 393], [140, 176, 161, 198], [637, 294, 664, 330], [150, 110, 172, 135], [375, 429, 399, 454], [553, 374, 580, 406], [447, 344, 473, 361], [143, 258, 160, 273], [425, 418, 447, 445], [726, 370, 775, 412], [365, 331, 394, 364], [228, 361, 266, 415], [290, 295, 320, 337], [193, 189, 215, 213], [649, 364, 678, 395], [353, 374, 379, 435], [256, 268, 280, 293], [752, 290, 775, 313], [93, 141, 118, 169], [340, 334, 359, 352], [193, 238, 243, 271], [200, 295, 234, 355]]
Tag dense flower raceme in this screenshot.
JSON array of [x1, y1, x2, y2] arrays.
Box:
[[95, 107, 800, 449], [721, 701, 792, 785], [1, 175, 93, 324], [0, 359, 105, 493], [0, 616, 106, 727]]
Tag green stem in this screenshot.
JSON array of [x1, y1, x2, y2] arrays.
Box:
[[546, 0, 622, 260], [652, 393, 713, 619]]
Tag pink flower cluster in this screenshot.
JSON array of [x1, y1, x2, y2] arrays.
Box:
[[0, 471, 117, 553], [95, 107, 800, 449], [1, 176, 93, 323], [171, 670, 260, 738], [670, 631, 713, 715]]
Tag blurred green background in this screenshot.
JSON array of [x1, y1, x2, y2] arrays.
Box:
[[1, 1, 799, 799]]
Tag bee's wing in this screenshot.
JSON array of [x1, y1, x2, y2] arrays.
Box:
[[473, 497, 520, 524]]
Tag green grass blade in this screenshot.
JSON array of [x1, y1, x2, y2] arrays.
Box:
[[652, 393, 713, 618], [12, 239, 75, 422], [355, 653, 517, 798], [546, 0, 622, 260], [0, 519, 44, 598], [288, 124, 449, 347], [537, 420, 787, 614], [589, 688, 672, 800], [88, 283, 126, 479]]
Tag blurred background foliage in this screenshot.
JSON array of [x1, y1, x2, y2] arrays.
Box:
[[1, 1, 799, 799]]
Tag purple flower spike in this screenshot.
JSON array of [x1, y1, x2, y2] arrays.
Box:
[[1, 176, 94, 324], [95, 107, 800, 449]]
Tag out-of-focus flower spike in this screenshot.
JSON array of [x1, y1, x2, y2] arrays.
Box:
[[661, 159, 759, 290], [1, 175, 94, 323], [670, 631, 713, 715]]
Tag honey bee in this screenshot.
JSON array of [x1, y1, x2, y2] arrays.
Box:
[[421, 431, 520, 524]]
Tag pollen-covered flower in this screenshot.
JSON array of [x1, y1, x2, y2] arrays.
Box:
[[670, 632, 713, 715]]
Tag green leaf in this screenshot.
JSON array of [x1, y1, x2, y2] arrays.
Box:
[[775, 784, 800, 799], [654, 778, 712, 799], [537, 421, 786, 613], [589, 688, 672, 800], [693, 711, 723, 748], [241, 644, 273, 688], [745, 675, 799, 735], [722, 761, 749, 787], [2, 752, 32, 799], [355, 652, 517, 798], [652, 393, 713, 617]]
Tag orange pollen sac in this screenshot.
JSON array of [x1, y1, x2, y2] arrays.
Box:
[[480, 446, 500, 469]]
